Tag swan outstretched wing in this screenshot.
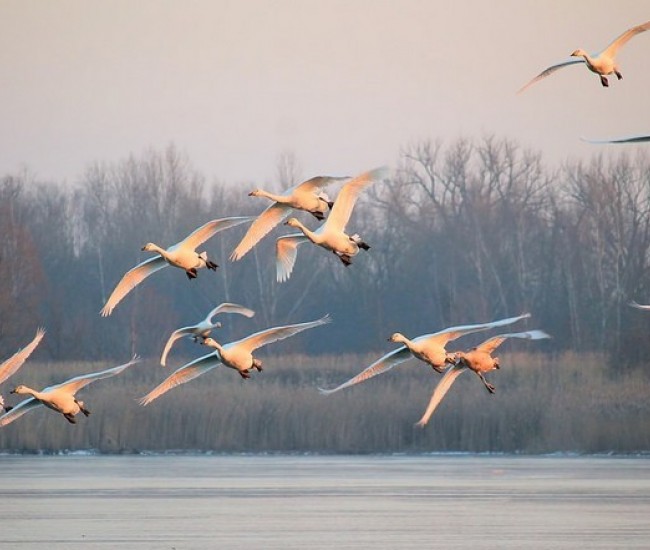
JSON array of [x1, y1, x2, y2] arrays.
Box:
[[326, 167, 387, 231], [318, 346, 413, 395], [517, 58, 583, 94], [629, 300, 650, 310], [52, 356, 140, 394], [419, 313, 531, 348], [415, 365, 467, 427], [160, 327, 196, 367], [602, 20, 650, 59], [140, 353, 223, 406], [207, 302, 256, 323], [0, 328, 45, 386], [100, 255, 167, 316], [276, 234, 310, 282], [583, 134, 650, 144], [230, 204, 293, 261], [474, 330, 551, 355], [179, 216, 254, 251], [235, 315, 331, 354], [0, 397, 43, 427]]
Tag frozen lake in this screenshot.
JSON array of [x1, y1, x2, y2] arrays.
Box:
[[1, 454, 649, 549]]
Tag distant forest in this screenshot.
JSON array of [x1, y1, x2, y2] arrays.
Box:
[[3, 136, 650, 453], [3, 136, 650, 365]]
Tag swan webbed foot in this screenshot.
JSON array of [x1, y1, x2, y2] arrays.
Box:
[[600, 75, 609, 87], [358, 241, 371, 251], [431, 364, 445, 374], [206, 260, 218, 271], [64, 413, 77, 424], [327, 200, 334, 209], [311, 211, 325, 221], [239, 370, 251, 379], [338, 254, 353, 266], [3, 405, 12, 413], [252, 358, 263, 372], [186, 269, 198, 279]]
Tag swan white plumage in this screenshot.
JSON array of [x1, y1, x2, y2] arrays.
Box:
[[100, 217, 253, 316], [275, 167, 387, 282], [230, 176, 350, 261], [318, 313, 531, 395], [140, 315, 331, 405], [160, 302, 256, 367], [0, 356, 139, 426], [0, 328, 45, 412], [518, 20, 650, 93], [583, 134, 650, 144], [415, 330, 550, 427]]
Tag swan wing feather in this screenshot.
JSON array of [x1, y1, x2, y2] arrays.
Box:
[[0, 328, 45, 386]]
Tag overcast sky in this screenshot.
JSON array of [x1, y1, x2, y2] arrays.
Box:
[[1, 0, 648, 186]]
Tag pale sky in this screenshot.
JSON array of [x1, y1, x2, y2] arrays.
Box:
[[1, 0, 648, 186]]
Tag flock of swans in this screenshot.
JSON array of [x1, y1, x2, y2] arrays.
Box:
[[0, 18, 649, 435]]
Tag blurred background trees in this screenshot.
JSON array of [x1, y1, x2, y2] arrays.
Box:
[[2, 138, 650, 370]]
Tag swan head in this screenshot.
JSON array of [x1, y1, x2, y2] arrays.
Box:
[[570, 49, 588, 58], [284, 217, 301, 228], [388, 332, 407, 343], [201, 337, 220, 349], [248, 189, 262, 197], [10, 385, 29, 395], [141, 243, 157, 252]]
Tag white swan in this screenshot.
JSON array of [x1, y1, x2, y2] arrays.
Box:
[[518, 20, 650, 92], [415, 330, 550, 427], [318, 313, 531, 395], [583, 134, 650, 144], [160, 302, 256, 366], [140, 315, 331, 405], [100, 217, 253, 316], [275, 167, 387, 282], [0, 356, 139, 427], [0, 328, 45, 412], [230, 176, 350, 261]]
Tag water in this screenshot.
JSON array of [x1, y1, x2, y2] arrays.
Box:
[[1, 454, 649, 549]]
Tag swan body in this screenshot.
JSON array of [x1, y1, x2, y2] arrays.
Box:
[[140, 315, 331, 405], [100, 217, 253, 316], [275, 167, 387, 282], [518, 20, 650, 92], [415, 330, 550, 427], [318, 313, 531, 395], [230, 176, 349, 261], [0, 357, 139, 426], [160, 302, 256, 366]]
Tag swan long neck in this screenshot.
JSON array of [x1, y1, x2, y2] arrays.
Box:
[[146, 243, 168, 257], [292, 219, 318, 242], [256, 189, 288, 204], [16, 386, 40, 399]]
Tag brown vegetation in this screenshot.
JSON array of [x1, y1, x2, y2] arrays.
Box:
[[2, 351, 648, 454]]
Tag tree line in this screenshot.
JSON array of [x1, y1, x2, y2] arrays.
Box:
[[2, 138, 650, 368]]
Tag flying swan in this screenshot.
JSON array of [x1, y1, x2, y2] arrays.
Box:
[[100, 217, 253, 316], [0, 328, 45, 412], [318, 313, 531, 395], [0, 356, 139, 427], [160, 302, 256, 366], [230, 176, 350, 261], [140, 315, 331, 405], [518, 20, 650, 92], [275, 167, 387, 282], [415, 330, 550, 427]]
